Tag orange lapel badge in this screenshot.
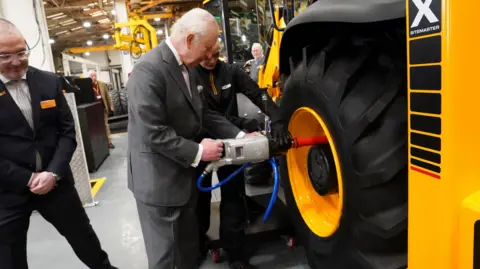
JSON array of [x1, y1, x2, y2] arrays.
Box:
[[0, 91, 6, 97], [40, 99, 56, 109]]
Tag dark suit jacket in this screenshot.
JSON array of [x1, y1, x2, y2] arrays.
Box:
[[126, 41, 242, 207], [0, 67, 77, 204]]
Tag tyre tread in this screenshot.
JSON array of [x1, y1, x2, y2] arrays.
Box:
[[281, 30, 408, 269]]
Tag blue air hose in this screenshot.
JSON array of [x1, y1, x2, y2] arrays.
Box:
[[196, 162, 252, 192], [196, 157, 280, 222]]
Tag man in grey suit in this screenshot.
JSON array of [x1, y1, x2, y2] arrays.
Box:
[[248, 43, 265, 83], [126, 8, 253, 269]]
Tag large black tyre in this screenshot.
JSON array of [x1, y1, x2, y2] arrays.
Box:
[[119, 87, 128, 115], [109, 88, 124, 116], [279, 28, 408, 269]]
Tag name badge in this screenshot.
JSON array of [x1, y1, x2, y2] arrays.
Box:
[[0, 91, 6, 97], [221, 84, 231, 90], [197, 85, 203, 92], [40, 99, 56, 109]]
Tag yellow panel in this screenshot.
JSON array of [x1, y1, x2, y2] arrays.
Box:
[[459, 191, 480, 269], [407, 0, 480, 268]]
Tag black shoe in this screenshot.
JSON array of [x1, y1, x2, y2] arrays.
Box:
[[228, 260, 257, 269]]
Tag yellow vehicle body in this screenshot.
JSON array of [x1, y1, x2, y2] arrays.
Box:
[[262, 0, 480, 267], [408, 0, 480, 268]]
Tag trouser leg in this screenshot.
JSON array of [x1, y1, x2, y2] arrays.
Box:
[[35, 183, 112, 269], [104, 111, 112, 144], [136, 190, 199, 269], [195, 162, 212, 252], [0, 196, 32, 269], [217, 165, 247, 261]]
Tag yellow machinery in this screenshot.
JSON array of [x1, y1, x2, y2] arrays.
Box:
[[256, 6, 285, 102], [66, 0, 184, 56], [266, 0, 480, 268], [254, 1, 310, 103]]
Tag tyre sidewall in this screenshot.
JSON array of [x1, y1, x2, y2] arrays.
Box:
[[280, 76, 353, 260]]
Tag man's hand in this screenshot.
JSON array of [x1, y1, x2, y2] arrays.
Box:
[[110, 106, 114, 112], [29, 172, 56, 195], [270, 121, 292, 147], [200, 138, 224, 161], [245, 132, 263, 137]]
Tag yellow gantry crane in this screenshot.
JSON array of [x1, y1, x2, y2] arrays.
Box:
[[65, 0, 183, 56]]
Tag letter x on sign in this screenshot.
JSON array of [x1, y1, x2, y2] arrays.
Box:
[[411, 0, 439, 28]]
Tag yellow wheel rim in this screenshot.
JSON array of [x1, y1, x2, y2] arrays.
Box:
[[287, 107, 344, 237]]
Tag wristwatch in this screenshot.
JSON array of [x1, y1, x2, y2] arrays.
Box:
[[50, 172, 61, 183]]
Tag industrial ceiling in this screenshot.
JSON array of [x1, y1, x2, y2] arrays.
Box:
[[44, 0, 203, 54]]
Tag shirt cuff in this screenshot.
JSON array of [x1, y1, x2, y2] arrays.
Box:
[[191, 144, 203, 167], [236, 131, 246, 139], [27, 173, 35, 186]]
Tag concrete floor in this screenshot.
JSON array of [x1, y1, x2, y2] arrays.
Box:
[[26, 133, 309, 269]]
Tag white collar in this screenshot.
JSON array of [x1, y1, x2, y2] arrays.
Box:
[[0, 72, 27, 84], [165, 38, 183, 66]]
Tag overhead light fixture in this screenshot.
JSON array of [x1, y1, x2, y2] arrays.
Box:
[[103, 34, 109, 40], [154, 18, 161, 22], [156, 29, 163, 35], [241, 35, 246, 42], [49, 38, 55, 44], [218, 37, 221, 42], [86, 40, 93, 46], [84, 52, 90, 56], [83, 21, 91, 28], [111, 10, 116, 15]]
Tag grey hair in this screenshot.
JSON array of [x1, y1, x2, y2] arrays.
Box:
[[170, 8, 217, 41], [252, 43, 263, 50]]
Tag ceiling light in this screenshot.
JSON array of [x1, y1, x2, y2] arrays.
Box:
[[83, 21, 91, 28], [49, 39, 55, 44], [87, 40, 93, 46], [84, 52, 90, 56], [154, 18, 161, 22], [111, 10, 116, 15], [103, 34, 109, 40], [218, 37, 221, 42], [156, 29, 163, 35], [241, 35, 246, 42]]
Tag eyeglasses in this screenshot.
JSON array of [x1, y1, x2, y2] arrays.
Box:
[[0, 50, 30, 64]]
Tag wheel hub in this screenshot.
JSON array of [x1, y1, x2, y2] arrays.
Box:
[[307, 144, 337, 196], [286, 107, 343, 238]]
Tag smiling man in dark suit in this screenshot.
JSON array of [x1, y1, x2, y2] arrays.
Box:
[[0, 19, 117, 269], [126, 8, 259, 269]]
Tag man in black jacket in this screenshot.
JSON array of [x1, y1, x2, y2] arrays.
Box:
[[193, 46, 290, 269], [0, 19, 116, 269]]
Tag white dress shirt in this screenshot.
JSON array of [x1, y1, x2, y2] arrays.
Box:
[[164, 38, 245, 167], [0, 73, 42, 181]]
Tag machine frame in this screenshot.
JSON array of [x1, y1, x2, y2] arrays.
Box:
[[275, 0, 480, 268]]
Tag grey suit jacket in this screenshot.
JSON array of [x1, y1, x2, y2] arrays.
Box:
[[126, 41, 242, 207], [249, 55, 265, 83]]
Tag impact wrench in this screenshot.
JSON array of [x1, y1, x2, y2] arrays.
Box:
[[196, 134, 328, 222]]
